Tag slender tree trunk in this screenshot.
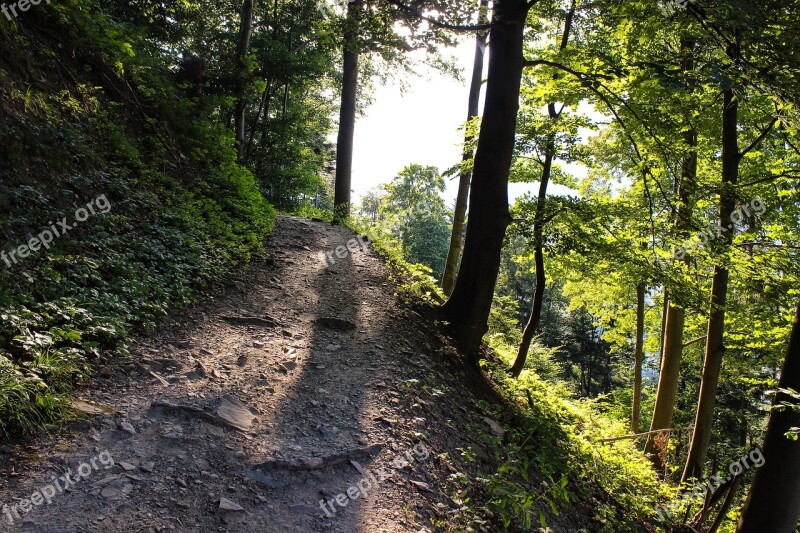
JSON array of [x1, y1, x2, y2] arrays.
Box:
[[510, 139, 553, 377], [682, 87, 739, 482], [658, 292, 668, 366], [737, 303, 800, 533], [645, 303, 687, 462], [245, 80, 273, 162], [509, 0, 575, 377], [234, 0, 255, 163], [644, 37, 698, 467], [260, 90, 274, 146], [333, 0, 362, 222], [632, 283, 646, 433], [587, 340, 595, 397], [441, 0, 489, 296], [441, 0, 531, 361]]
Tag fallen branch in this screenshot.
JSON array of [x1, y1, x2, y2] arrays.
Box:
[[150, 400, 251, 433], [598, 427, 692, 443], [255, 445, 382, 472], [149, 371, 170, 387], [525, 389, 535, 410]]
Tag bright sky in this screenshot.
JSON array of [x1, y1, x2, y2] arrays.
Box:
[[348, 39, 587, 208], [349, 39, 479, 207]]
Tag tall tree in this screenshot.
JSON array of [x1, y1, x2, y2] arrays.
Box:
[[333, 0, 363, 221], [683, 37, 780, 481], [441, 0, 536, 360], [644, 36, 699, 467], [736, 303, 800, 532], [441, 0, 489, 296], [682, 68, 742, 482], [234, 0, 255, 162], [632, 282, 645, 433]]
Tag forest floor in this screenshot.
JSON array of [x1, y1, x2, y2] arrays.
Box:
[[0, 216, 556, 533]]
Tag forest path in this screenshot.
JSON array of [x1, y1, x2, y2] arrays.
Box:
[[0, 216, 496, 533]]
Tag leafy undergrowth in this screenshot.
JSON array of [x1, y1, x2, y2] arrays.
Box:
[[0, 5, 275, 439], [344, 214, 675, 532], [349, 219, 446, 307]]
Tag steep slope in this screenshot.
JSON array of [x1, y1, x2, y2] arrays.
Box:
[[0, 2, 274, 436]]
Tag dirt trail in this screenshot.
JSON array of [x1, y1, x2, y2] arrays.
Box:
[[0, 216, 502, 533]]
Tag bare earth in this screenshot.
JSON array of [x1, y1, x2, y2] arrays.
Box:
[[0, 216, 508, 533]]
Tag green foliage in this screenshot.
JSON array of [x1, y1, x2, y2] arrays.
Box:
[[354, 164, 453, 280], [349, 219, 445, 308], [478, 359, 674, 532], [0, 0, 276, 438]]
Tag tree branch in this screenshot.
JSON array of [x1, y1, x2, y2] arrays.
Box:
[[386, 0, 493, 32], [522, 58, 675, 213], [738, 171, 800, 188], [523, 59, 613, 80], [739, 117, 778, 159], [598, 427, 692, 443]]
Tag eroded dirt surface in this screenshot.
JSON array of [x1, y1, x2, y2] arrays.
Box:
[[0, 216, 508, 533]]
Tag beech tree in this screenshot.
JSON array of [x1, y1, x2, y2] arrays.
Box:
[[331, 0, 472, 221], [442, 0, 538, 360], [333, 0, 362, 221]]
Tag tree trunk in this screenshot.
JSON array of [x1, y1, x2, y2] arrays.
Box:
[[658, 293, 668, 366], [632, 283, 646, 433], [333, 0, 362, 222], [245, 80, 273, 162], [440, 0, 531, 361], [509, 139, 552, 377], [644, 37, 698, 468], [509, 0, 574, 378], [682, 87, 739, 482], [645, 303, 686, 463], [441, 0, 489, 296], [234, 0, 255, 163], [737, 303, 800, 533]]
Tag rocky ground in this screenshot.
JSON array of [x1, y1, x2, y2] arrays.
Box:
[[0, 216, 519, 533]]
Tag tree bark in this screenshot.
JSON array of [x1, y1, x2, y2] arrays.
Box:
[[333, 0, 362, 222], [441, 0, 531, 361], [644, 37, 698, 468], [682, 86, 739, 482], [737, 303, 800, 533], [632, 283, 646, 433], [234, 0, 255, 163], [441, 0, 489, 296]]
